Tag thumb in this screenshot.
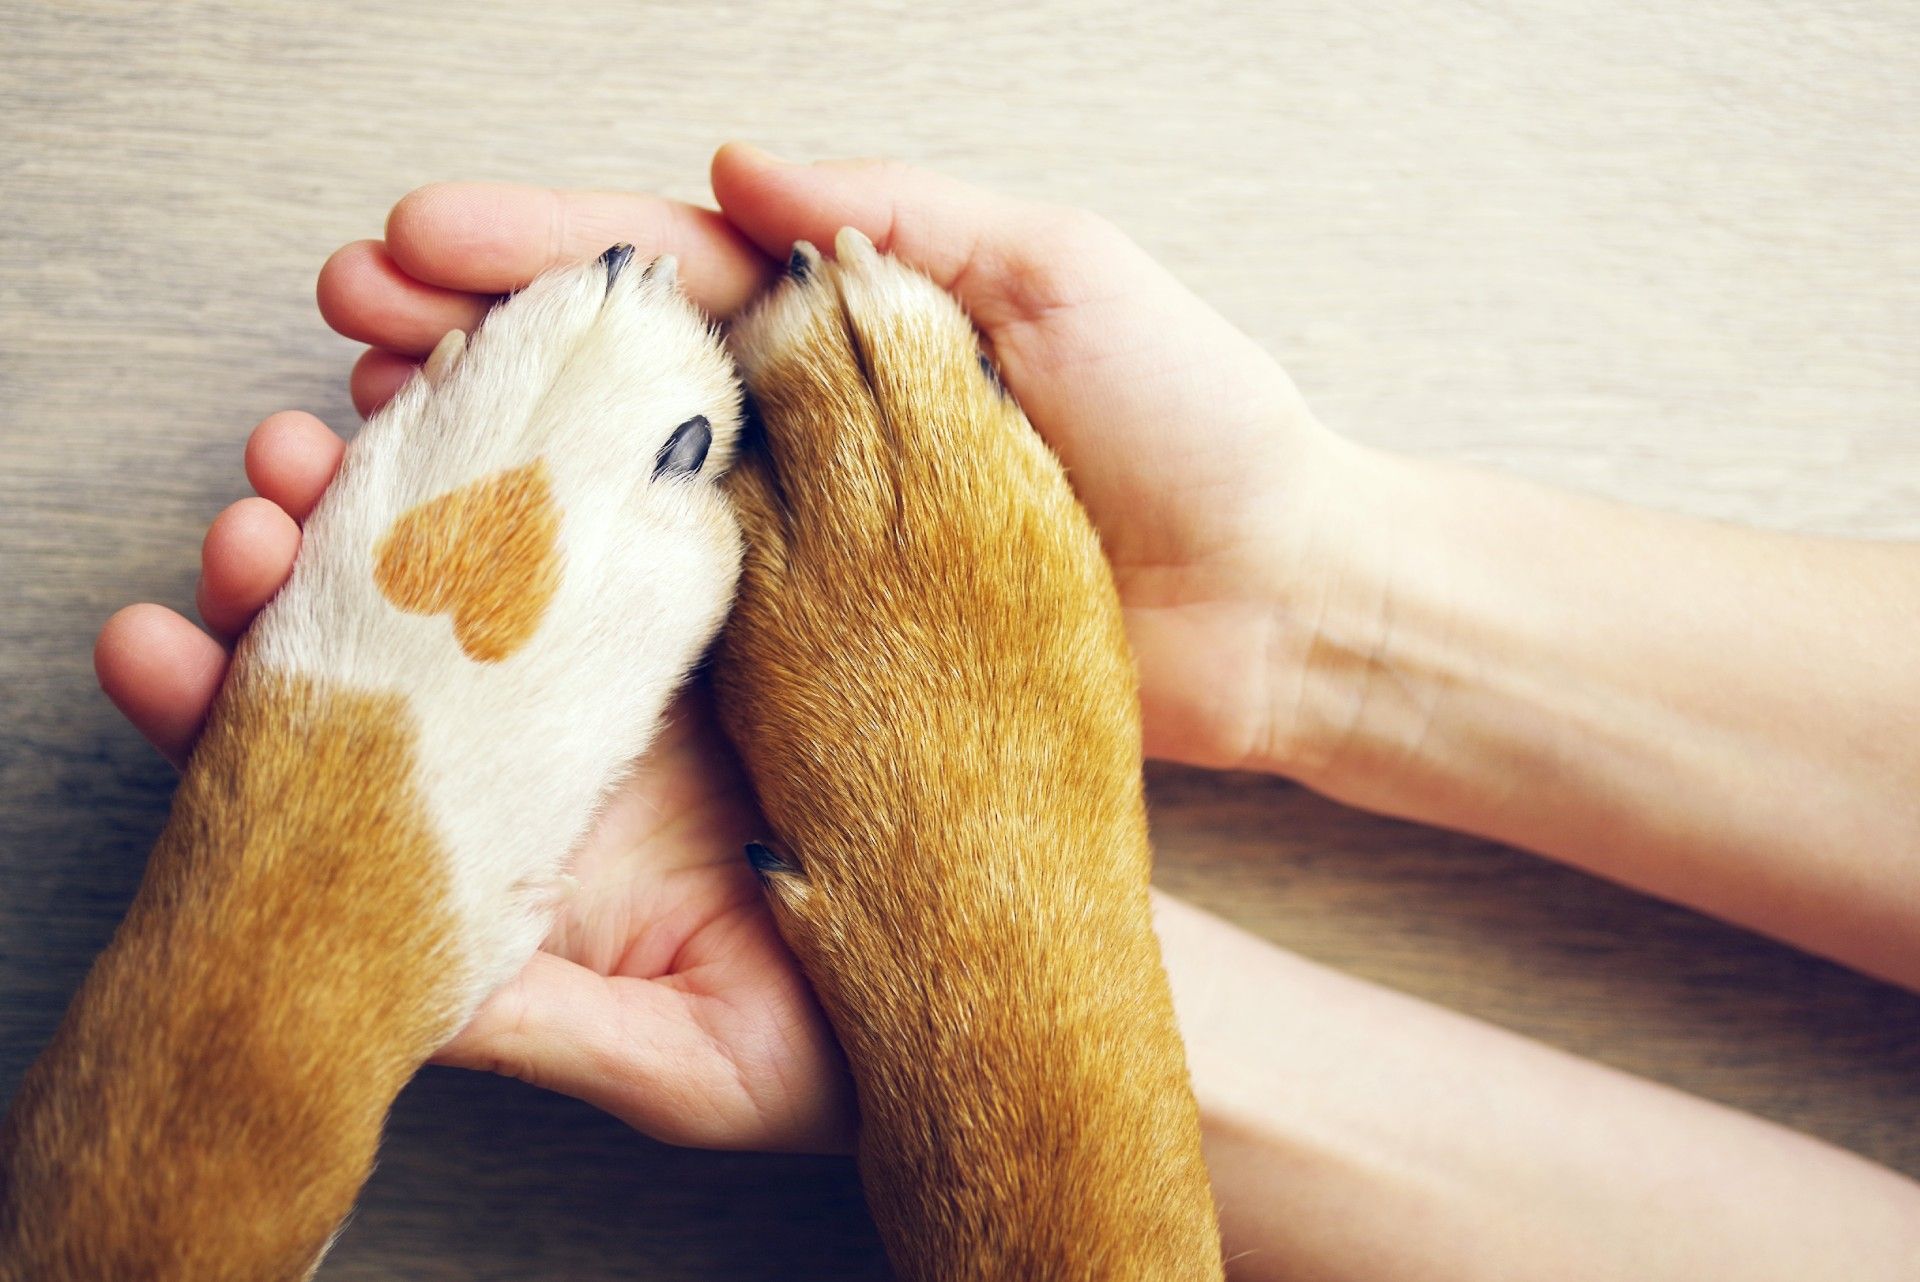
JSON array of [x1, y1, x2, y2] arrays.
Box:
[[709, 142, 1137, 331], [431, 950, 719, 1141]]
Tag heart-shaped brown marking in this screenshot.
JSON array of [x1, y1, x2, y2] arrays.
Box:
[[373, 460, 562, 663]]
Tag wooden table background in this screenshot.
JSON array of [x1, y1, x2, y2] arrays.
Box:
[[3, 2, 1916, 1276]]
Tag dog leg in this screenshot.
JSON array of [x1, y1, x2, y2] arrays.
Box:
[[715, 231, 1223, 1281], [0, 248, 742, 1280]]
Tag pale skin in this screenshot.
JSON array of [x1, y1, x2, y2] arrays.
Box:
[[92, 145, 1920, 1277]]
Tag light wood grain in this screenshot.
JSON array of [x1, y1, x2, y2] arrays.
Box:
[[2, 2, 1915, 1277]]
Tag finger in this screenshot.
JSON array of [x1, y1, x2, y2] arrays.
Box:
[[196, 498, 301, 641], [432, 952, 720, 1135], [434, 952, 621, 1083], [709, 143, 1124, 330], [243, 411, 345, 522], [315, 239, 490, 356], [385, 182, 777, 318], [95, 604, 229, 768], [350, 348, 418, 419]]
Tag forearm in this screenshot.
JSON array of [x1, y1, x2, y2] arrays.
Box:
[[1153, 892, 1920, 1282], [1272, 445, 1920, 987]]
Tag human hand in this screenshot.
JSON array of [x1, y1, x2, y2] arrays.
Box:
[[316, 145, 1367, 774], [94, 410, 853, 1154]]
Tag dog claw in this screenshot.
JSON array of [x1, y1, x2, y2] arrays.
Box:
[[599, 243, 637, 287], [643, 254, 678, 288], [422, 329, 468, 388], [833, 226, 877, 264], [653, 415, 713, 479], [787, 240, 821, 281], [744, 842, 796, 875], [977, 352, 1008, 397]]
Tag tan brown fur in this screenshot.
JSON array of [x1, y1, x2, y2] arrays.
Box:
[[714, 234, 1223, 1280], [0, 663, 463, 1281], [373, 459, 563, 663]]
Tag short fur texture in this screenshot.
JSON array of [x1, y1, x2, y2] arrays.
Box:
[[0, 251, 742, 1279], [714, 231, 1224, 1279]]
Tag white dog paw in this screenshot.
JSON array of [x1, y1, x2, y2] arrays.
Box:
[[237, 246, 742, 1007]]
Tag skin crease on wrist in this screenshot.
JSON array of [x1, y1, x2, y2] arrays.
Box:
[[86, 147, 1920, 1277], [1268, 444, 1920, 992]]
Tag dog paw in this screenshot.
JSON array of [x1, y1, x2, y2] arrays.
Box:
[[233, 247, 742, 1005], [713, 235, 1223, 1278], [715, 230, 1140, 937]]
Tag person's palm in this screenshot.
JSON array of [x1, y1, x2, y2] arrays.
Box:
[[441, 690, 850, 1152]]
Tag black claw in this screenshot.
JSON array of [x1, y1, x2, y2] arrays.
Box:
[[786, 240, 821, 282], [599, 242, 637, 287], [653, 415, 713, 479], [744, 842, 794, 875], [977, 352, 1006, 396]]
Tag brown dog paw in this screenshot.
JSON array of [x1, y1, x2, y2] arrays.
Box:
[[713, 229, 1221, 1281]]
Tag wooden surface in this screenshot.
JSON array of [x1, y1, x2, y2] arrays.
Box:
[[2, 2, 1916, 1276]]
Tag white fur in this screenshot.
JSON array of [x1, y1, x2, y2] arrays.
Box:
[[246, 254, 742, 1014]]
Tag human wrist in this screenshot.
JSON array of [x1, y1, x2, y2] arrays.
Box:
[[1250, 442, 1454, 793], [1247, 441, 1609, 840], [1249, 443, 1733, 846]]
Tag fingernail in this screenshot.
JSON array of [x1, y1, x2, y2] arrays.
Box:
[[729, 141, 791, 168]]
